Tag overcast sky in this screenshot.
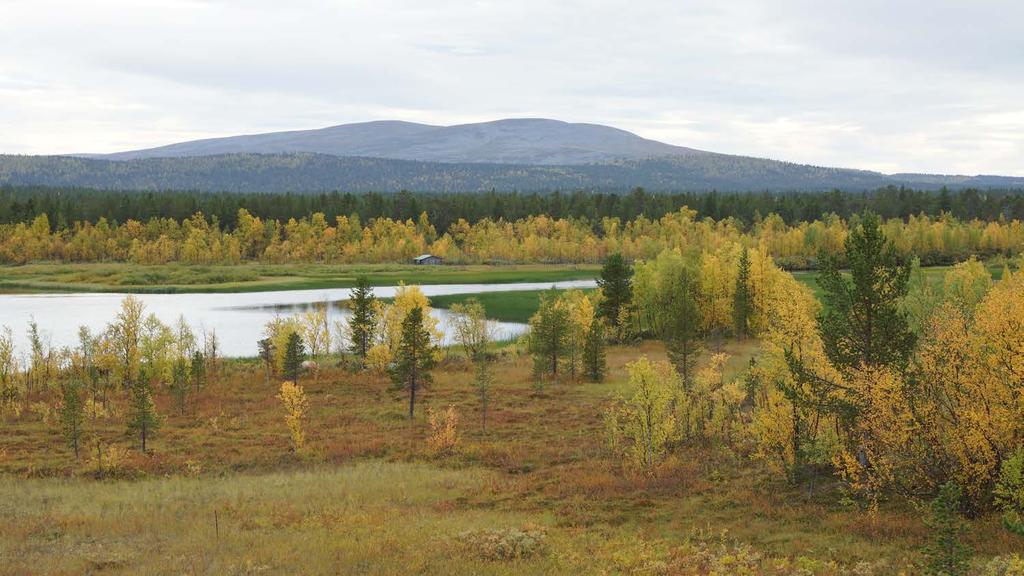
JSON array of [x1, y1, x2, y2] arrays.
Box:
[[2, 0, 1022, 175]]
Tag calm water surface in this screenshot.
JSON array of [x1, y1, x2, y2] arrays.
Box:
[[0, 280, 597, 357]]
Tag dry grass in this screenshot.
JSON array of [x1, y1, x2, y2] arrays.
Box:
[[1, 340, 1020, 574]]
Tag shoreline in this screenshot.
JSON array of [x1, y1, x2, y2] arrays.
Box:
[[0, 262, 600, 295]]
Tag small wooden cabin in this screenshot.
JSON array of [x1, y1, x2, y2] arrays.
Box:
[[413, 254, 443, 265]]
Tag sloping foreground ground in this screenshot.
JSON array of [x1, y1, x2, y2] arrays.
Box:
[[1, 341, 1020, 574]]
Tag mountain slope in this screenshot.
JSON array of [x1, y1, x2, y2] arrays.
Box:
[[6, 118, 1020, 193], [4, 152, 1021, 193], [89, 118, 702, 165]]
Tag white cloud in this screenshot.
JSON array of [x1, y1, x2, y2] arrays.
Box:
[[0, 0, 1021, 175]]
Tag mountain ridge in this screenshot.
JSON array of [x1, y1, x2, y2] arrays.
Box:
[[84, 118, 704, 165], [2, 118, 1019, 193]]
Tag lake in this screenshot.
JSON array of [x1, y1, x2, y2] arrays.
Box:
[[0, 280, 598, 357]]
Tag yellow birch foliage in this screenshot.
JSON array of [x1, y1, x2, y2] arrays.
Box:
[[832, 271, 1024, 506], [943, 256, 992, 316], [374, 284, 443, 367], [5, 208, 1024, 265], [265, 316, 303, 373], [302, 306, 331, 361], [605, 357, 679, 473], [748, 379, 798, 474], [365, 344, 392, 375], [277, 380, 308, 452], [699, 249, 736, 334], [562, 289, 595, 378], [682, 352, 735, 443], [426, 405, 459, 455], [748, 269, 844, 477]]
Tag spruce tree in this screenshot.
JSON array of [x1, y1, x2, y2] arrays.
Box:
[[348, 277, 377, 360], [733, 247, 752, 338], [170, 357, 190, 415], [283, 332, 306, 382], [597, 253, 632, 332], [257, 338, 275, 383], [127, 370, 161, 452], [390, 306, 437, 419], [583, 321, 607, 382], [661, 268, 702, 388], [818, 211, 916, 373], [528, 288, 570, 378], [190, 350, 207, 391], [924, 481, 970, 576], [60, 379, 85, 459]]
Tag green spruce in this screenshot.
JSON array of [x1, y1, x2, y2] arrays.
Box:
[[923, 481, 971, 576], [733, 246, 753, 338], [283, 332, 306, 382], [661, 267, 702, 388], [528, 288, 570, 379], [348, 276, 377, 361], [597, 253, 632, 333], [818, 211, 916, 373], [390, 306, 437, 419], [582, 321, 607, 382]]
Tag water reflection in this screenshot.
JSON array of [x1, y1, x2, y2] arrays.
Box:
[[0, 280, 596, 357]]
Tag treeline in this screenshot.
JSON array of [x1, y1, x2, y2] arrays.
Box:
[[3, 205, 1024, 268], [4, 185, 1024, 234]]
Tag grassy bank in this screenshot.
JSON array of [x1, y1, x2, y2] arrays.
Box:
[[0, 262, 599, 294], [431, 288, 598, 323], [791, 262, 1009, 301], [434, 264, 1001, 323]]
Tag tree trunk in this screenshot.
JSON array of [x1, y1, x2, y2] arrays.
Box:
[[408, 375, 416, 420], [481, 390, 488, 435]]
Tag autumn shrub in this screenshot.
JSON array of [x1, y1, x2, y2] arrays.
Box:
[[83, 397, 117, 420], [28, 401, 53, 425], [85, 441, 133, 478], [426, 405, 459, 455], [605, 357, 678, 473], [667, 538, 762, 576], [608, 538, 670, 574], [609, 534, 882, 576], [995, 448, 1024, 535], [183, 459, 203, 478], [277, 380, 308, 452], [0, 397, 23, 419], [456, 527, 546, 561], [981, 555, 1024, 576], [365, 344, 392, 375]]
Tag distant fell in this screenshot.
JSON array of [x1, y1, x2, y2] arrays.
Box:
[[2, 118, 1021, 192], [86, 118, 703, 165]]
